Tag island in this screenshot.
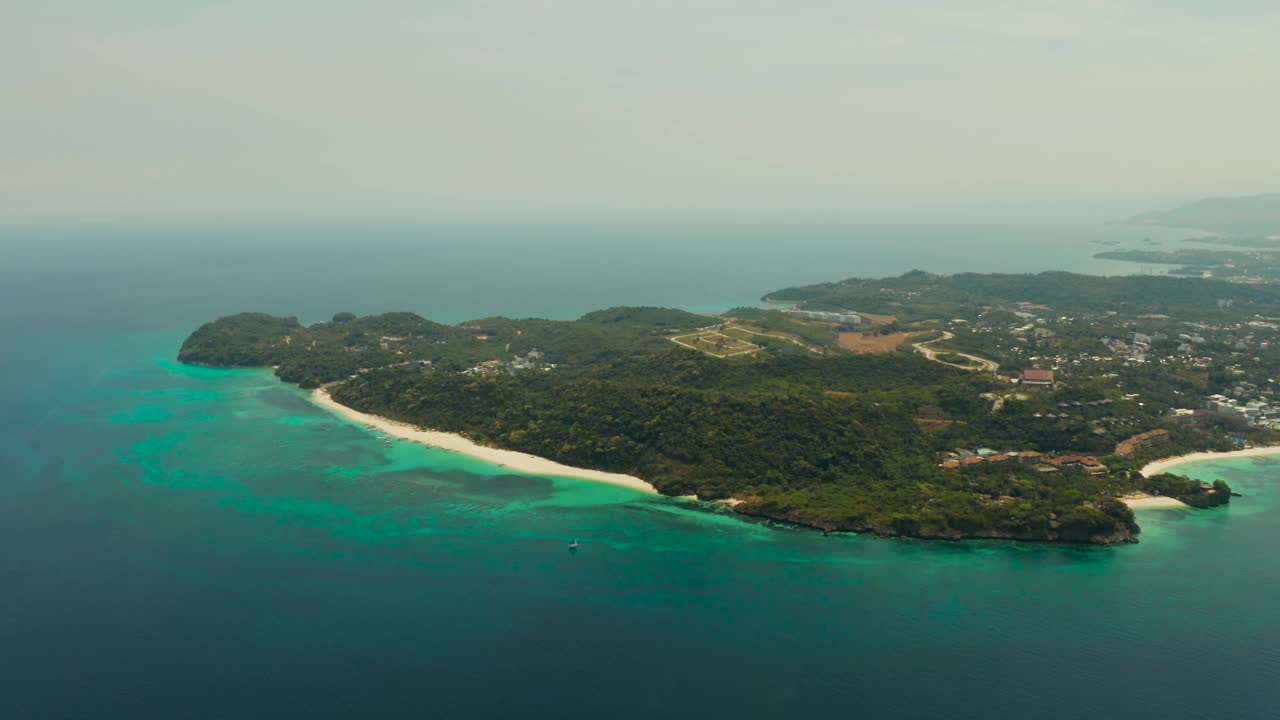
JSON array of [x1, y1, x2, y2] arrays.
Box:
[[1098, 194, 1280, 281], [179, 270, 1272, 545]]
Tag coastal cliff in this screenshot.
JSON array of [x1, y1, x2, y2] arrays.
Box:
[[733, 501, 1139, 545]]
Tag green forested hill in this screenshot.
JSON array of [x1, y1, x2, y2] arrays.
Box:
[[180, 313, 304, 367], [767, 270, 1280, 320]]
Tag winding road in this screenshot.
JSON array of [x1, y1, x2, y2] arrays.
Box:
[[912, 331, 1000, 373]]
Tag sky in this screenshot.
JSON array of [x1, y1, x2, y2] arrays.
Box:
[[3, 1, 1278, 221]]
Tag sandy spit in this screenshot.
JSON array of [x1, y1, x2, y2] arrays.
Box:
[[310, 388, 657, 494], [1121, 494, 1189, 509]]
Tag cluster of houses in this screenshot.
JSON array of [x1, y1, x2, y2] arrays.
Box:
[[941, 425, 1178, 474], [1202, 383, 1280, 429], [1030, 398, 1115, 420], [462, 349, 553, 377], [509, 349, 545, 371], [1099, 330, 1221, 365], [354, 359, 431, 375], [461, 359, 505, 377], [939, 449, 1108, 474]]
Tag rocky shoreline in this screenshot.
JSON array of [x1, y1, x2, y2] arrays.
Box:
[[733, 505, 1138, 545]]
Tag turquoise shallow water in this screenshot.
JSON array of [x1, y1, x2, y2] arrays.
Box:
[[2, 223, 1277, 719]]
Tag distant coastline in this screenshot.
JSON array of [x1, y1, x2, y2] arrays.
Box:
[[310, 388, 659, 495], [1140, 445, 1280, 477]]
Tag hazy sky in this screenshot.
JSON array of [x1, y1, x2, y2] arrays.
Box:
[[3, 1, 1278, 220]]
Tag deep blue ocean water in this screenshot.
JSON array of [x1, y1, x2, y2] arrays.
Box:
[[2, 222, 1276, 719]]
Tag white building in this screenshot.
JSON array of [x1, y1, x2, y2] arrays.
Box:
[[788, 309, 862, 325]]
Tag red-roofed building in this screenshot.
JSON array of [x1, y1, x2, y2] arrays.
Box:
[[1045, 455, 1082, 468], [1020, 369, 1056, 389], [1114, 428, 1172, 456], [1079, 457, 1108, 474]]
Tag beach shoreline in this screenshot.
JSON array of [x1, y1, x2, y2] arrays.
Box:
[[309, 388, 1280, 514], [1121, 493, 1189, 509], [1140, 445, 1280, 477], [309, 388, 658, 494]]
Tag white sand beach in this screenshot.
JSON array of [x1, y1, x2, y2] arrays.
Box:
[[1140, 445, 1280, 477], [310, 388, 657, 494], [1121, 494, 1189, 509]]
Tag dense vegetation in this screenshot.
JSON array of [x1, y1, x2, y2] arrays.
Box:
[[768, 269, 1280, 321], [180, 313, 303, 367], [1144, 474, 1233, 508], [180, 307, 712, 388], [1093, 247, 1280, 283]]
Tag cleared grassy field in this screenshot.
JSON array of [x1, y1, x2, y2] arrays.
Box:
[[670, 330, 761, 358], [838, 331, 918, 354]]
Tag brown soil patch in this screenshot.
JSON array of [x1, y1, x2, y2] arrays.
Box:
[[857, 312, 897, 325], [838, 331, 918, 354]]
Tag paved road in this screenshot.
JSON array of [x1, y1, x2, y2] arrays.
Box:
[[912, 331, 1000, 373]]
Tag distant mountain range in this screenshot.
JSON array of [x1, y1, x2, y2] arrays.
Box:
[[1130, 193, 1280, 233]]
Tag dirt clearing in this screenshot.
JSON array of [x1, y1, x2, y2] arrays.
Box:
[[838, 331, 917, 354]]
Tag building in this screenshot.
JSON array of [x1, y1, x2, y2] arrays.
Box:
[[787, 309, 862, 325], [387, 359, 432, 370], [941, 450, 1042, 470], [1019, 369, 1056, 389], [1078, 457, 1108, 474], [1044, 455, 1080, 468], [1113, 428, 1170, 456]]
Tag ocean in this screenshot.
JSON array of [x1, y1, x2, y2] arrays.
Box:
[[2, 221, 1275, 719]]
